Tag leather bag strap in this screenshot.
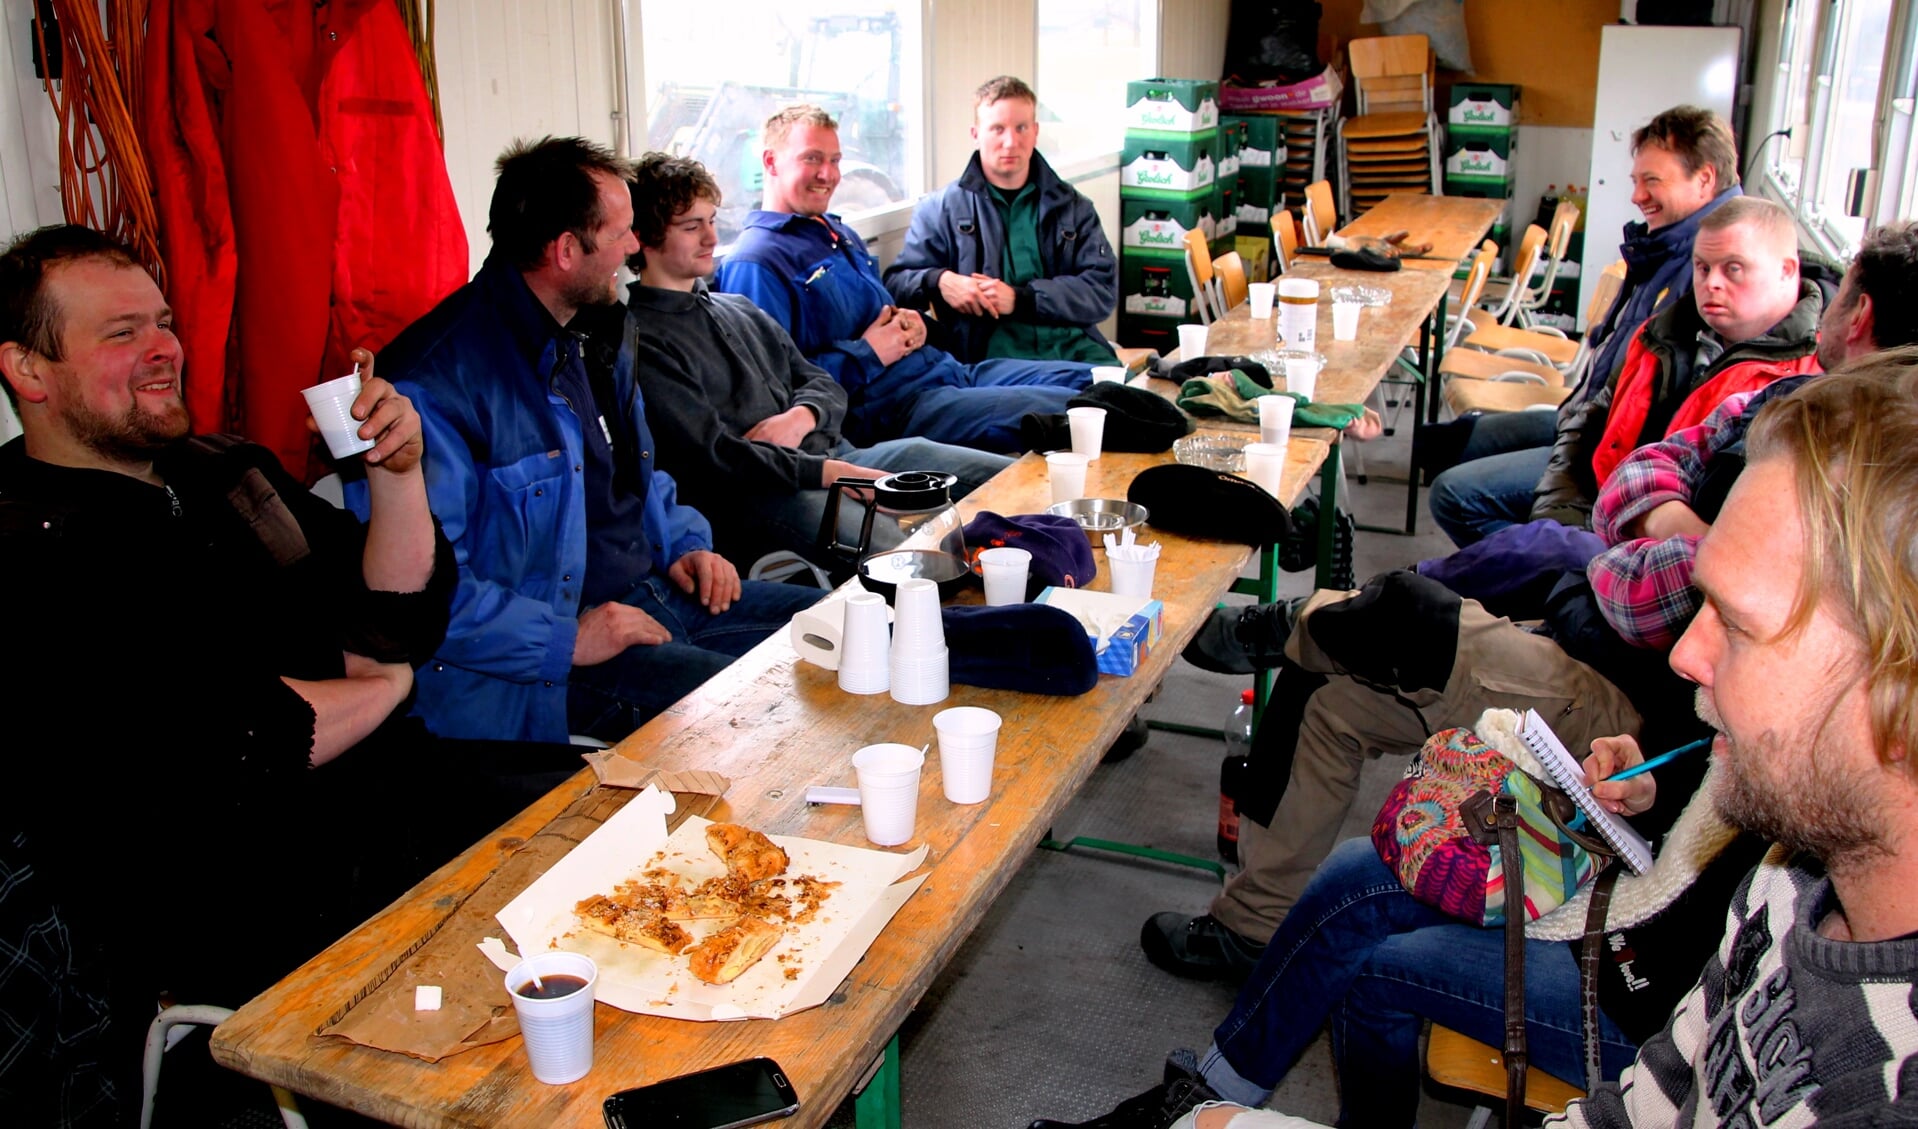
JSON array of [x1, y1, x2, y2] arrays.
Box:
[[1579, 864, 1624, 1092], [1491, 793, 1528, 1125]]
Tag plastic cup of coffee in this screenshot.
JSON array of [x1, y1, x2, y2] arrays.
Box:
[[302, 371, 378, 459], [1177, 322, 1208, 360], [979, 546, 1033, 606], [1046, 451, 1090, 504], [504, 951, 598, 1084], [1068, 406, 1107, 461], [1333, 298, 1362, 341], [1258, 395, 1295, 447], [852, 742, 925, 846], [1091, 365, 1127, 384], [933, 706, 1002, 805], [1247, 282, 1276, 319], [1243, 441, 1287, 497]]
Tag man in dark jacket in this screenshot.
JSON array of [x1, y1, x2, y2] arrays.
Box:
[[884, 75, 1120, 365], [624, 153, 1011, 567], [718, 105, 1094, 455], [1429, 106, 1742, 546]]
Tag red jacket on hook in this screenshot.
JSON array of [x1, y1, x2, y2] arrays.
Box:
[[142, 0, 467, 481]]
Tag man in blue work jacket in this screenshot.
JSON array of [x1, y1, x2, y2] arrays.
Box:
[[717, 105, 1094, 455], [884, 75, 1121, 366], [370, 136, 824, 744]]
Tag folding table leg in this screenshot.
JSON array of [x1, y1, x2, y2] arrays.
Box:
[[1315, 442, 1343, 590], [854, 1036, 902, 1129]]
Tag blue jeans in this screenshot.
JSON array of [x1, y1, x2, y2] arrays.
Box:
[[1199, 839, 1637, 1128], [565, 573, 824, 741], [896, 358, 1091, 454], [1428, 419, 1555, 547], [707, 437, 1013, 569]]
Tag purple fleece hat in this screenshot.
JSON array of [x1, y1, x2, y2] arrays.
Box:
[[964, 511, 1097, 600]]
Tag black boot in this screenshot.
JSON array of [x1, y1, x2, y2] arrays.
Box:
[[1181, 601, 1299, 675]]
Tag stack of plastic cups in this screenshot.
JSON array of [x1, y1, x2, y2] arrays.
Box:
[[888, 578, 949, 705], [837, 592, 891, 695], [932, 706, 1002, 805], [851, 742, 925, 846]]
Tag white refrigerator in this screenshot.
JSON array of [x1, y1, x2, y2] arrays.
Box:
[[1577, 24, 1743, 325]]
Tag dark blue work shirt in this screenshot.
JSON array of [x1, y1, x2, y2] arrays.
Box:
[[546, 312, 654, 606]]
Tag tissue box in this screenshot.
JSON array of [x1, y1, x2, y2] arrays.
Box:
[[1035, 587, 1164, 677]]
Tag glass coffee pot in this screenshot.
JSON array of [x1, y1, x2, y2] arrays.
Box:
[[818, 471, 969, 601]]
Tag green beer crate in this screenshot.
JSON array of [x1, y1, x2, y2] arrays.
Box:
[[1447, 83, 1518, 131], [1121, 130, 1219, 197], [1118, 312, 1186, 353], [1121, 248, 1203, 322], [1123, 77, 1221, 135], [1225, 114, 1284, 171], [1119, 195, 1218, 253]]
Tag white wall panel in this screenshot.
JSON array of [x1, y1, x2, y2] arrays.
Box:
[[1158, 0, 1229, 81], [1, 11, 68, 242], [930, 0, 1037, 184]]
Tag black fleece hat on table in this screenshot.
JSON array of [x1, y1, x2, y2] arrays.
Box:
[[1126, 463, 1292, 547], [1018, 380, 1195, 454]]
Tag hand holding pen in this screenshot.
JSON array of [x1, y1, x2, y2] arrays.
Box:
[[1582, 734, 1659, 816]]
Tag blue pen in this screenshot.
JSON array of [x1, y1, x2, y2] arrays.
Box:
[[1565, 737, 1713, 831]]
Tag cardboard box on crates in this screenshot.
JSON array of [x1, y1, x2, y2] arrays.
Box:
[[1118, 311, 1183, 353], [1225, 114, 1284, 170], [1121, 249, 1203, 321], [1121, 131, 1219, 196], [1124, 78, 1220, 135], [1447, 83, 1518, 131], [1119, 195, 1217, 253]]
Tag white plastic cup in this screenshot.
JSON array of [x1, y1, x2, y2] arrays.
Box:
[[837, 592, 891, 695], [1046, 451, 1090, 504], [1333, 298, 1362, 342], [301, 372, 378, 459], [1177, 322, 1208, 360], [979, 546, 1033, 606], [1091, 365, 1127, 384], [1247, 282, 1276, 319], [852, 742, 925, 845], [933, 706, 1002, 805], [1283, 356, 1319, 403], [889, 647, 950, 706], [1067, 406, 1107, 461], [890, 578, 945, 657], [1258, 395, 1296, 447], [1107, 552, 1159, 599], [504, 951, 598, 1085], [1277, 278, 1319, 351], [1243, 441, 1287, 498]]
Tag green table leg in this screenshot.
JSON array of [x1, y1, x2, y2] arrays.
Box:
[[1315, 441, 1343, 591], [1037, 834, 1228, 881], [854, 1036, 901, 1129]]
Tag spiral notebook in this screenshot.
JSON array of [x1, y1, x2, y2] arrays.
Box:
[[1518, 710, 1655, 874]]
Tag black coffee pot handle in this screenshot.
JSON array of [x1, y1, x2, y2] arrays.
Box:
[[818, 477, 883, 564]]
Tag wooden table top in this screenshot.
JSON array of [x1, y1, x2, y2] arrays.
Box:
[[1298, 193, 1507, 269], [209, 435, 1322, 1128], [1163, 262, 1454, 410]]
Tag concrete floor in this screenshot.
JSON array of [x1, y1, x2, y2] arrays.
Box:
[[822, 408, 1495, 1127]]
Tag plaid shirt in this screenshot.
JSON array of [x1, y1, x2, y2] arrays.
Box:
[[1587, 393, 1758, 649]]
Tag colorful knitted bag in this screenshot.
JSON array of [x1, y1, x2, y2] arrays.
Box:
[[1372, 726, 1601, 926]]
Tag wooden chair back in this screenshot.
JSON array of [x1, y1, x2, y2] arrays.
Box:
[[1303, 181, 1337, 245], [1349, 35, 1432, 114], [1214, 251, 1249, 312], [1274, 212, 1300, 273], [1183, 227, 1218, 324], [1426, 1026, 1584, 1116], [1447, 244, 1499, 349], [1587, 259, 1627, 326]]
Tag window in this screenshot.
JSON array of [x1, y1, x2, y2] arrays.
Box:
[[1036, 0, 1160, 165], [637, 1, 923, 249], [1761, 0, 1909, 257]]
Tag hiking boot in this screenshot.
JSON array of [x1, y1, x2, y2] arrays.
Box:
[[1139, 913, 1267, 982], [1181, 601, 1299, 675], [1103, 712, 1150, 763], [1026, 1053, 1223, 1129]]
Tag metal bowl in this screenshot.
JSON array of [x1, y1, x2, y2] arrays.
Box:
[[1046, 498, 1150, 542], [1172, 434, 1247, 473]]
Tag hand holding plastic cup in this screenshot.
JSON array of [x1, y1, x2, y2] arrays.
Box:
[[1177, 322, 1208, 360], [1247, 282, 1276, 319], [1243, 442, 1287, 498], [933, 707, 1002, 804], [504, 951, 598, 1084], [1333, 297, 1362, 341], [979, 546, 1032, 606], [1258, 395, 1295, 447], [852, 742, 925, 845], [1067, 406, 1107, 461], [1046, 451, 1090, 504], [302, 366, 378, 459]]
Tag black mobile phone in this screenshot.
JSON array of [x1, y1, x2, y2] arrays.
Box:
[[603, 1057, 801, 1129]]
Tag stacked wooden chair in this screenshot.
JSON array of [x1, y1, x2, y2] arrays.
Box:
[[1337, 35, 1441, 217]]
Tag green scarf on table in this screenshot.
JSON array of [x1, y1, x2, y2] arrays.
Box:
[[1176, 369, 1365, 430]]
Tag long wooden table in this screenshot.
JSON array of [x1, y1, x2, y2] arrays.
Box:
[[1296, 193, 1507, 269], [209, 435, 1325, 1129], [1162, 259, 1455, 535]]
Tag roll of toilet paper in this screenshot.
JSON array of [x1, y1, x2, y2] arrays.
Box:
[[790, 586, 892, 670]]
